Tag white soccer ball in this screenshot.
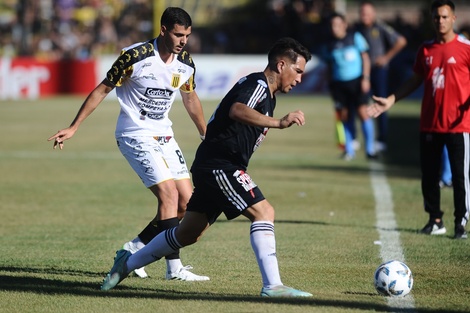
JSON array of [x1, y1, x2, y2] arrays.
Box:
[[374, 260, 413, 297]]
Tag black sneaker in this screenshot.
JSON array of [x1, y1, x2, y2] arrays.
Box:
[[454, 225, 468, 239], [366, 153, 379, 160], [420, 219, 447, 235]]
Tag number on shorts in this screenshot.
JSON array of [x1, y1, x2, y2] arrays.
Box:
[[175, 149, 185, 164]]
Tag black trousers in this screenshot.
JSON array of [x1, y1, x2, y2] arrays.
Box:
[[420, 132, 470, 228]]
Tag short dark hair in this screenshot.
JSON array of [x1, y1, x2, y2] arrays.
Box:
[[360, 1, 375, 7], [161, 7, 192, 30], [329, 12, 346, 23], [431, 0, 455, 13], [267, 37, 312, 68]]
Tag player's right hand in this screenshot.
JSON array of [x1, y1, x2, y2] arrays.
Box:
[[47, 128, 75, 150], [367, 95, 395, 118]]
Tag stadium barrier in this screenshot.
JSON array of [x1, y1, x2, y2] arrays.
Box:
[[1, 55, 326, 101]]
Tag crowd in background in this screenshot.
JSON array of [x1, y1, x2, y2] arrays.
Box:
[[0, 0, 153, 59], [1, 0, 469, 59]]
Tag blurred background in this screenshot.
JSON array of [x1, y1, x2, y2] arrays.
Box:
[[1, 0, 470, 99]]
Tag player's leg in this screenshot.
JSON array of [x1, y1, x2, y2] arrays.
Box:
[[128, 211, 210, 269], [122, 137, 208, 280], [101, 211, 210, 291], [440, 145, 452, 187], [163, 177, 209, 280], [357, 104, 376, 158], [419, 132, 446, 235], [371, 66, 389, 151], [242, 200, 312, 297], [116, 136, 178, 277], [355, 78, 376, 158], [447, 133, 469, 239]]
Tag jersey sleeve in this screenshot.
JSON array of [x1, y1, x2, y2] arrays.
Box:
[[354, 32, 369, 52], [177, 51, 197, 93], [379, 22, 401, 47], [236, 77, 269, 109], [106, 41, 155, 87]]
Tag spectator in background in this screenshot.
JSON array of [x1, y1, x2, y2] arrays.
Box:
[[367, 0, 469, 240], [320, 12, 376, 160], [440, 146, 452, 188], [355, 0, 407, 152]]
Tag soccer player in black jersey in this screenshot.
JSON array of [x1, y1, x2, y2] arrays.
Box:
[[101, 37, 314, 297]]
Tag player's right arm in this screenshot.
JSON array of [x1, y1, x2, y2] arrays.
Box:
[[367, 73, 423, 118], [47, 79, 115, 149]]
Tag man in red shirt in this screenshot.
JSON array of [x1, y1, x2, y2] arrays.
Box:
[[368, 0, 470, 239]]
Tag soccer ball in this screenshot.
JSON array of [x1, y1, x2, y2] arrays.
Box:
[[373, 260, 413, 297]]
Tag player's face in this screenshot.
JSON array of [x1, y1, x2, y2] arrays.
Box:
[[331, 16, 347, 39], [278, 56, 307, 94], [432, 5, 456, 37], [161, 24, 192, 54], [360, 3, 375, 27]]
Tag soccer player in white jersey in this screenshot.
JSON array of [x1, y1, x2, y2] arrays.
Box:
[[48, 7, 209, 281]]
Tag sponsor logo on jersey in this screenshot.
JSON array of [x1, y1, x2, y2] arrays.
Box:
[[171, 74, 181, 88], [145, 88, 173, 99], [257, 79, 267, 88], [146, 112, 165, 120], [142, 73, 157, 80], [233, 170, 257, 197], [431, 67, 445, 96], [238, 76, 248, 84]]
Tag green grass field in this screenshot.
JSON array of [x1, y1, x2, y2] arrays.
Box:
[[0, 95, 468, 313]]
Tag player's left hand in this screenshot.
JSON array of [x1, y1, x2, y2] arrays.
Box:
[[279, 110, 305, 128]]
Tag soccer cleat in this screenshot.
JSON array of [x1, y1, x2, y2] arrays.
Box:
[[260, 285, 313, 297], [420, 219, 447, 235], [341, 152, 355, 161], [165, 265, 210, 281], [439, 180, 453, 189], [375, 141, 387, 152], [352, 140, 361, 151], [454, 225, 468, 239], [366, 153, 379, 160], [101, 249, 131, 291], [123, 241, 148, 278]]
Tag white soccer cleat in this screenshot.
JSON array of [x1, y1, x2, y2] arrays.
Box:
[[133, 267, 148, 278], [165, 265, 210, 281], [123, 241, 148, 278], [260, 285, 313, 297]]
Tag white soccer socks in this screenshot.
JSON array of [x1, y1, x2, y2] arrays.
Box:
[[250, 221, 282, 288]]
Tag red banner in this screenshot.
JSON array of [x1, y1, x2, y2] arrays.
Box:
[[0, 58, 97, 100]]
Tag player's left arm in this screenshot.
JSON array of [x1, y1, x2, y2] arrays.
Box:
[[180, 90, 206, 139], [361, 51, 371, 94], [229, 102, 304, 129], [376, 25, 407, 66]]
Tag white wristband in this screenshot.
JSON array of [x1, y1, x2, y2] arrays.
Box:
[[200, 135, 205, 141]]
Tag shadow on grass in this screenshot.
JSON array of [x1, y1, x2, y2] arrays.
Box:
[[221, 218, 426, 236], [0, 268, 466, 313]]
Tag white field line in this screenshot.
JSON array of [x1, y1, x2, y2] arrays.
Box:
[[369, 161, 416, 312], [0, 151, 122, 159]]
